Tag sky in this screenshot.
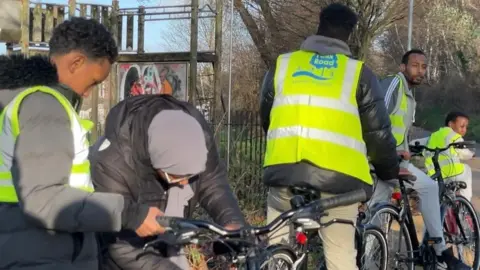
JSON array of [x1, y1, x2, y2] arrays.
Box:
[[0, 0, 185, 55]]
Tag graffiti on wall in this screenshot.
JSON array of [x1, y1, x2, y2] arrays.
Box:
[[118, 63, 188, 101]]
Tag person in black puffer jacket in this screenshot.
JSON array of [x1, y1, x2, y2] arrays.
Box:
[[259, 4, 399, 270], [89, 95, 246, 270]]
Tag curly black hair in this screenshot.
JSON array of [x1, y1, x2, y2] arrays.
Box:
[[317, 3, 358, 42], [445, 111, 469, 126], [49, 17, 118, 63]]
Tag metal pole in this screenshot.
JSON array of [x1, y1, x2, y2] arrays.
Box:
[[189, 0, 199, 106], [213, 0, 223, 130], [226, 0, 233, 170], [407, 0, 414, 50]]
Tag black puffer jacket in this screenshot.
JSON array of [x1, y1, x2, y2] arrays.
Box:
[[89, 95, 245, 270], [260, 35, 399, 196]]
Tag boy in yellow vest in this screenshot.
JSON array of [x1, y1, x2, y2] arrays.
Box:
[[425, 111, 473, 200]]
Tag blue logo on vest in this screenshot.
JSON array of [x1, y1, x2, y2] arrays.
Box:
[[292, 54, 338, 81]]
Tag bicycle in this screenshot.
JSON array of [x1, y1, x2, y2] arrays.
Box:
[[286, 186, 388, 270], [135, 189, 369, 270], [368, 141, 480, 270]]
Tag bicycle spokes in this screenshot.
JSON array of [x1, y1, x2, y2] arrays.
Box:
[[443, 200, 478, 267]]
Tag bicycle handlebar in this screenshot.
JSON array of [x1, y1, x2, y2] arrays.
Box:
[[409, 141, 475, 154], [152, 189, 368, 244]]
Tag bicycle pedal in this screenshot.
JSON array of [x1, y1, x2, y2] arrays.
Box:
[[426, 237, 442, 245]]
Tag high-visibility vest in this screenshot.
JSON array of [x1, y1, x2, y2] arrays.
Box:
[[0, 86, 95, 203], [424, 127, 464, 178], [389, 75, 408, 146], [264, 51, 372, 185]]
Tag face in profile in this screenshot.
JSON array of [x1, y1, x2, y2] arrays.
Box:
[[401, 53, 427, 86], [53, 51, 111, 97], [449, 116, 469, 137]]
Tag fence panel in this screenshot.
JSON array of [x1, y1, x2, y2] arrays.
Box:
[[210, 110, 267, 210]]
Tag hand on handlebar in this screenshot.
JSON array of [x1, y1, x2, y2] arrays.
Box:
[[398, 150, 411, 161], [135, 207, 166, 237], [224, 223, 243, 231]]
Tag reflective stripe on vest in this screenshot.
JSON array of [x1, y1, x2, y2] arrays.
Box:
[[0, 86, 95, 203], [389, 77, 408, 146], [424, 127, 464, 178], [264, 51, 372, 185]]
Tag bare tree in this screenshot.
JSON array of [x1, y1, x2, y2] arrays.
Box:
[[234, 0, 407, 66]]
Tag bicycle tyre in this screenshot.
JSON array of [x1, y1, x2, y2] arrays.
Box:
[[370, 205, 415, 270], [260, 245, 296, 270], [358, 226, 388, 270], [443, 195, 480, 270]]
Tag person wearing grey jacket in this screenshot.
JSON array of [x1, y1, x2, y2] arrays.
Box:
[[0, 18, 163, 270], [368, 49, 470, 270]]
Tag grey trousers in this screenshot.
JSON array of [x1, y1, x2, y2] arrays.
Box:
[[267, 187, 359, 270], [367, 162, 446, 255]]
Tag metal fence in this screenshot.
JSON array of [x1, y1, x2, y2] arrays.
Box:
[[210, 110, 267, 209]]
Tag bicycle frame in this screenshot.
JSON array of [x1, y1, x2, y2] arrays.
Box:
[[413, 143, 472, 247], [290, 194, 379, 270], [141, 189, 369, 270], [385, 141, 475, 266]]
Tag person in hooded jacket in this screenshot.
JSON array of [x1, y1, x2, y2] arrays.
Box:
[[89, 94, 246, 270], [0, 17, 162, 270]]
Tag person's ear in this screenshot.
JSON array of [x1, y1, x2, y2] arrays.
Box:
[[68, 55, 86, 74], [400, 63, 406, 72]]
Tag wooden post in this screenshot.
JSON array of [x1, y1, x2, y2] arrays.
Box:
[[90, 5, 100, 142], [116, 17, 122, 51], [57, 6, 65, 26], [109, 1, 120, 110], [137, 6, 145, 54], [68, 0, 76, 18], [189, 0, 199, 106], [79, 4, 86, 18], [44, 5, 54, 42], [32, 4, 42, 43], [101, 6, 110, 29], [20, 0, 30, 56], [213, 0, 223, 126], [125, 13, 134, 50], [91, 5, 100, 21]]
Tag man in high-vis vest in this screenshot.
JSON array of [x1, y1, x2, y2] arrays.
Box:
[[369, 50, 470, 269], [425, 111, 473, 201], [260, 4, 400, 269], [0, 18, 164, 270]]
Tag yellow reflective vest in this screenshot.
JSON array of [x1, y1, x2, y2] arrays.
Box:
[[424, 127, 464, 178], [0, 86, 94, 203], [388, 75, 408, 147], [263, 51, 372, 185]]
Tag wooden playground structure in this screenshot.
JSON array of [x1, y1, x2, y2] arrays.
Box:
[[0, 0, 224, 141]]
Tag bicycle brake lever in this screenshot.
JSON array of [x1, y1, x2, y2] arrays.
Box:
[[142, 233, 178, 251]]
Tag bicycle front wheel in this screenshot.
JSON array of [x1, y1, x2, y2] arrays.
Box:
[[260, 245, 296, 270], [443, 195, 480, 269], [370, 205, 415, 270], [358, 226, 388, 270]]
